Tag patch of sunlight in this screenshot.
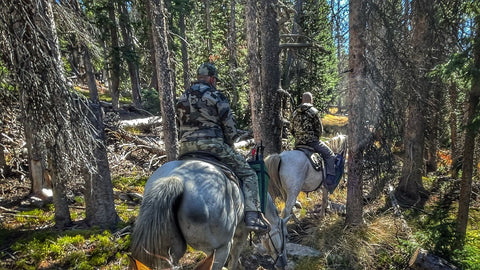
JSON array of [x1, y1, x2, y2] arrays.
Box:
[[322, 114, 348, 127]]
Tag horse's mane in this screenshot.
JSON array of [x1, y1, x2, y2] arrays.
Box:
[[326, 134, 347, 154]]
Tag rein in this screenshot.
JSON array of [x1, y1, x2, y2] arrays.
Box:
[[266, 217, 286, 266]]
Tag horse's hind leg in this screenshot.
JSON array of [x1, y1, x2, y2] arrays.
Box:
[[211, 243, 231, 270], [283, 191, 300, 221], [227, 226, 249, 270], [320, 186, 329, 218]]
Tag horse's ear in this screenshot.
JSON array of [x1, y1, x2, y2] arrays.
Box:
[[194, 250, 215, 270], [128, 255, 151, 270]]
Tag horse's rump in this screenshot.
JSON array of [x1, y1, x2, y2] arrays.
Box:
[[131, 160, 245, 270], [131, 175, 186, 269]]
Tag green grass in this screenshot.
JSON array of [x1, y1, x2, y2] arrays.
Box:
[[7, 229, 131, 270], [14, 208, 54, 226]]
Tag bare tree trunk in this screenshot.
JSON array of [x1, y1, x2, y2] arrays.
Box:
[[398, 98, 427, 204], [147, 13, 159, 91], [179, 10, 190, 90], [118, 1, 142, 109], [1, 0, 110, 229], [259, 0, 282, 156], [455, 14, 480, 249], [3, 0, 74, 228], [246, 0, 262, 142], [83, 46, 120, 228], [345, 0, 367, 226], [282, 0, 302, 91], [204, 0, 212, 54], [24, 122, 48, 198], [108, 4, 121, 110], [396, 0, 431, 207], [425, 84, 442, 173], [228, 0, 239, 110], [448, 83, 460, 178], [148, 0, 178, 161]]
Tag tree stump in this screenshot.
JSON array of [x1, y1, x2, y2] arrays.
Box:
[[408, 248, 459, 270]]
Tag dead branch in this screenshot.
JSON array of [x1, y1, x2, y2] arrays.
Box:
[[111, 128, 165, 156]]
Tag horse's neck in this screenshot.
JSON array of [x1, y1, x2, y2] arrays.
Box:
[[264, 194, 280, 224]]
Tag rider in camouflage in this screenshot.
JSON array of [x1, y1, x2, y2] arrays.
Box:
[[291, 92, 336, 186], [176, 63, 270, 233]]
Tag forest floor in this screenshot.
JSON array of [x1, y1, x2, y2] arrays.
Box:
[[1, 98, 479, 270], [0, 102, 291, 269]]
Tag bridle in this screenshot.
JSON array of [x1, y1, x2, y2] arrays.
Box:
[[265, 217, 287, 268]]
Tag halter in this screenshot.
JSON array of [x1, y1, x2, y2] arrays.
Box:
[[265, 217, 287, 267]]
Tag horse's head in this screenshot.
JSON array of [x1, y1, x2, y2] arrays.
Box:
[[261, 215, 290, 269]]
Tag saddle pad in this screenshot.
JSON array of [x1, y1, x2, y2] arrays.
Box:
[[294, 146, 324, 171]]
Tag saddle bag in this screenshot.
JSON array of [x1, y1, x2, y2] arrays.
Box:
[[294, 145, 324, 172], [330, 153, 345, 193]]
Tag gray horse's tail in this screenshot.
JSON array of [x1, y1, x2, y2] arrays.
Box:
[[130, 176, 186, 269], [264, 154, 287, 201]]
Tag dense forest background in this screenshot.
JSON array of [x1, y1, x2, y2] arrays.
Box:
[[0, 0, 479, 269]]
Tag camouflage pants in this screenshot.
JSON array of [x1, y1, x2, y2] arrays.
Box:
[[179, 139, 261, 212]]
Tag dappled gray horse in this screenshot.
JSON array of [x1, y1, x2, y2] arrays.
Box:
[[130, 159, 288, 270], [265, 134, 347, 219]]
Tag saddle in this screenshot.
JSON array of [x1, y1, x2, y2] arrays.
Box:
[[179, 149, 269, 214], [294, 145, 325, 172], [179, 151, 240, 186]]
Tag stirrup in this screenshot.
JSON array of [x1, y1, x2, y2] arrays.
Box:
[[245, 212, 270, 233]]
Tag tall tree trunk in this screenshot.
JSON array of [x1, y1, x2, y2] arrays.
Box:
[[426, 88, 441, 173], [82, 45, 120, 228], [228, 0, 239, 110], [282, 0, 303, 91], [146, 7, 159, 91], [179, 10, 190, 90], [246, 0, 262, 142], [455, 13, 480, 249], [259, 0, 282, 156], [204, 0, 212, 55], [1, 0, 73, 228], [118, 1, 142, 109], [1, 0, 114, 229], [25, 125, 48, 198], [448, 83, 460, 178], [149, 0, 178, 161], [395, 0, 431, 207], [108, 4, 121, 110], [345, 0, 367, 226]]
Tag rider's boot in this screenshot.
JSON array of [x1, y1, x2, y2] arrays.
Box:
[[245, 211, 270, 233]]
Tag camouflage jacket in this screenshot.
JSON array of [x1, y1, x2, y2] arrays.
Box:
[[176, 81, 238, 146], [290, 103, 323, 145]]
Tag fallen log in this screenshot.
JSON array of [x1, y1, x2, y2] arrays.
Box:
[[408, 248, 459, 270], [118, 116, 162, 130], [234, 138, 255, 149]]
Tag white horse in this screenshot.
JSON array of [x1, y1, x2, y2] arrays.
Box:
[[130, 159, 289, 270], [264, 134, 347, 219]]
